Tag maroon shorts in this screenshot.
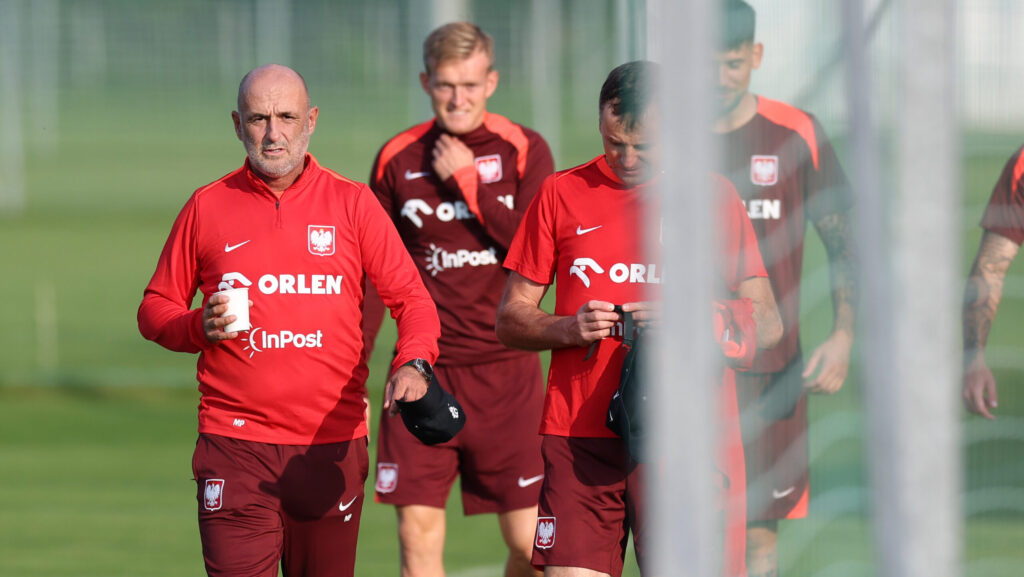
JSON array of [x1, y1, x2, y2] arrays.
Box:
[[531, 436, 646, 576], [374, 353, 545, 515], [735, 356, 810, 522], [192, 433, 369, 577]]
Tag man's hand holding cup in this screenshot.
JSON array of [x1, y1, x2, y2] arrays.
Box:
[[204, 288, 251, 342]]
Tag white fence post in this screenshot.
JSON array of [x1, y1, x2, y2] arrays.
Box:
[[853, 0, 964, 574], [650, 0, 719, 575]]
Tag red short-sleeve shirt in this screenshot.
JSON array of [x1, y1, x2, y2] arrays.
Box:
[[505, 155, 766, 436]]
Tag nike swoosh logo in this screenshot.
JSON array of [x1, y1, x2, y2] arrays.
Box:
[[576, 225, 603, 235], [405, 169, 430, 180], [224, 240, 251, 253], [772, 486, 796, 499], [338, 495, 359, 511], [517, 474, 544, 488]]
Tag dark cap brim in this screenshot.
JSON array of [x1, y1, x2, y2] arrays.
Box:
[[396, 374, 466, 445]]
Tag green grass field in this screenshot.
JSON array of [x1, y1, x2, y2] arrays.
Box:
[[1, 83, 1023, 576]]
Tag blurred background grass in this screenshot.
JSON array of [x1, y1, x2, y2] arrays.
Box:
[[1, 1, 1022, 576]]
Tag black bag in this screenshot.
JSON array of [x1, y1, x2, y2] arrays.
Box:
[[606, 308, 648, 462]]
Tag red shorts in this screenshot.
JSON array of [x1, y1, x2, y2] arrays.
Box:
[[735, 356, 810, 522], [374, 353, 545, 515], [531, 436, 645, 577], [192, 434, 369, 577], [532, 372, 747, 577]]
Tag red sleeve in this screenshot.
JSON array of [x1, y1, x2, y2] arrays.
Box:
[[503, 172, 559, 285], [369, 148, 397, 220], [450, 127, 555, 249], [354, 184, 440, 370], [716, 175, 767, 293], [981, 145, 1024, 246], [137, 194, 210, 353], [360, 280, 387, 363], [360, 148, 398, 362], [804, 115, 853, 223]]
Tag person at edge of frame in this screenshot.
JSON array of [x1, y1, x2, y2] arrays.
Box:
[[962, 144, 1024, 420]]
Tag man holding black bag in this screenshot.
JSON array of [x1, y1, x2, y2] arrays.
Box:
[[497, 61, 782, 577]]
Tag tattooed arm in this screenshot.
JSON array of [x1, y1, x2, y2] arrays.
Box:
[[963, 231, 1019, 419], [804, 211, 858, 394]]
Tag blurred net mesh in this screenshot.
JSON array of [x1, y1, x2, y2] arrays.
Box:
[[0, 0, 1022, 575]]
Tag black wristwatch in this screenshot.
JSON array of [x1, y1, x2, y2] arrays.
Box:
[[402, 358, 434, 383]]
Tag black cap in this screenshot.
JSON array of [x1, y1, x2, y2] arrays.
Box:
[[396, 374, 466, 445]]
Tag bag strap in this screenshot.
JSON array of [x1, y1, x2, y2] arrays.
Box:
[[621, 310, 637, 351], [584, 307, 642, 361]]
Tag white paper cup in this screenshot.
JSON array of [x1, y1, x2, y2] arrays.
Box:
[[215, 287, 250, 333]]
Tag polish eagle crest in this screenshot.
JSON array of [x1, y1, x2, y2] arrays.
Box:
[[750, 155, 779, 186], [204, 479, 224, 511], [308, 225, 336, 256], [535, 517, 556, 548], [376, 463, 399, 493]]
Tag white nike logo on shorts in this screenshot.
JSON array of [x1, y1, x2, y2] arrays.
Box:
[[576, 225, 602, 235], [338, 495, 359, 511], [517, 474, 544, 488], [772, 486, 796, 499], [224, 240, 251, 253], [405, 169, 430, 180]]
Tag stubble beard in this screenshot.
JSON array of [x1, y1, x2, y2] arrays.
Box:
[[245, 126, 311, 179]]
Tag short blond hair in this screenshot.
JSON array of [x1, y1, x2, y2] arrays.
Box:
[[422, 22, 494, 74]]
